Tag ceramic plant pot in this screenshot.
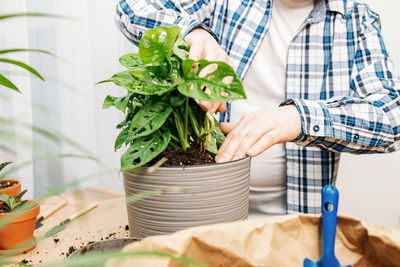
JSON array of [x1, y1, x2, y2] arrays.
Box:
[[123, 157, 251, 238], [0, 179, 21, 198], [0, 201, 40, 250]]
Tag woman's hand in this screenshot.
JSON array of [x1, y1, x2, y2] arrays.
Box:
[[185, 28, 231, 114], [215, 105, 302, 163]]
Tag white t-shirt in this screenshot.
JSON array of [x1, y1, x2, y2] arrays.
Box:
[[230, 0, 314, 218]]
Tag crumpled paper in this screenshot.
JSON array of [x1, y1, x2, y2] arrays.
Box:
[[106, 214, 400, 267]]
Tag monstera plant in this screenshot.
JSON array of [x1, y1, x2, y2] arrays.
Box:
[[101, 26, 246, 171]]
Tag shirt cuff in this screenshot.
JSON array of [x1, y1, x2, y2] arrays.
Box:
[[280, 99, 333, 144], [177, 19, 220, 44]]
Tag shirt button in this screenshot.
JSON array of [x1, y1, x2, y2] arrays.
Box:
[[138, 32, 143, 38], [313, 125, 320, 132], [354, 134, 359, 140], [266, 1, 271, 7]]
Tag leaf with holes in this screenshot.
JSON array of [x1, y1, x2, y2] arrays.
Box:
[[99, 70, 171, 95], [121, 128, 171, 171], [119, 53, 142, 69], [139, 26, 181, 64], [178, 59, 246, 102], [126, 100, 172, 142]]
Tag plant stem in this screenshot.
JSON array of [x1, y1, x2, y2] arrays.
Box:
[[172, 109, 190, 151], [188, 106, 201, 138], [168, 141, 180, 149], [184, 97, 189, 141], [170, 133, 180, 143]]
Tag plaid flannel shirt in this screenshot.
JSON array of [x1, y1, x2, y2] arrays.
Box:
[[116, 0, 400, 213]]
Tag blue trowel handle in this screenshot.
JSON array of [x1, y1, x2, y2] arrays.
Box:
[[321, 185, 339, 258]]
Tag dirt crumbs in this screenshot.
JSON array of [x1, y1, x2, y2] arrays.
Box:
[[150, 147, 215, 166], [66, 246, 77, 257], [53, 238, 60, 244]]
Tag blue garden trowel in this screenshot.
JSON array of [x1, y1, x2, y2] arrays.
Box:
[[303, 185, 352, 267]]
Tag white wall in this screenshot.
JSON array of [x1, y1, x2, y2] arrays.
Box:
[[336, 0, 400, 227]]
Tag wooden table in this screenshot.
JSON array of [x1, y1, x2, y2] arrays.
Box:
[[5, 186, 128, 266]]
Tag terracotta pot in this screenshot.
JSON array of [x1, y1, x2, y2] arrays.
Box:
[[0, 179, 21, 197], [123, 157, 251, 238], [0, 201, 40, 250]]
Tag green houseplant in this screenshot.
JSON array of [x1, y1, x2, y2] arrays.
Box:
[[101, 26, 251, 238], [100, 26, 246, 170], [0, 189, 40, 251]]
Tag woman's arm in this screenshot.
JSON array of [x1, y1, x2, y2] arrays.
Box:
[[215, 4, 400, 163], [115, 0, 217, 45], [286, 4, 400, 154]]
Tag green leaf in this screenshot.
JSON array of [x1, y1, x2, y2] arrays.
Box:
[[0, 73, 20, 92], [15, 189, 27, 203], [0, 58, 44, 81], [168, 93, 186, 107], [131, 65, 174, 89], [100, 70, 173, 95], [212, 119, 226, 148], [102, 94, 131, 113], [121, 128, 171, 171], [178, 59, 246, 102], [126, 100, 172, 141], [115, 127, 129, 151], [119, 53, 142, 69], [172, 34, 190, 60], [97, 70, 139, 88], [103, 95, 117, 109], [0, 13, 68, 21], [0, 162, 12, 172], [139, 26, 181, 64], [205, 137, 218, 154], [0, 48, 55, 57], [0, 194, 10, 204]]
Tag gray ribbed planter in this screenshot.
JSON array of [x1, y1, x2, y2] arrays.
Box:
[[123, 157, 251, 238]]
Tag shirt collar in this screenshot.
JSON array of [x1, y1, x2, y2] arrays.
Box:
[[309, 0, 346, 23], [325, 0, 346, 16]]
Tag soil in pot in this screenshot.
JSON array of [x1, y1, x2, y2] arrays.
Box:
[[0, 179, 21, 198], [150, 146, 216, 167], [0, 201, 40, 251]]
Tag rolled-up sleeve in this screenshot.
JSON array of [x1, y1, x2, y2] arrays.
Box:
[[115, 0, 217, 45], [282, 6, 400, 154]]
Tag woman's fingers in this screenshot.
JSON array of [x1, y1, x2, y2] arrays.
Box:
[[220, 122, 235, 134], [216, 121, 248, 163], [188, 42, 203, 60], [217, 102, 226, 112], [247, 130, 278, 157]]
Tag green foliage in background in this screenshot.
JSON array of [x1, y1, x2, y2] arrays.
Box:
[[0, 13, 57, 93], [100, 26, 246, 171]]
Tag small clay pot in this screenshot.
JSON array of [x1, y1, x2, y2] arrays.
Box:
[[0, 201, 40, 250], [0, 179, 21, 197]]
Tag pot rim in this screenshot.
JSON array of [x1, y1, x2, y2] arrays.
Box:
[[124, 156, 251, 172], [0, 200, 40, 223], [0, 179, 21, 186]]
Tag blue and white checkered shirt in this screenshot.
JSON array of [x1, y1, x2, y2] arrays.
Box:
[[115, 0, 400, 213]]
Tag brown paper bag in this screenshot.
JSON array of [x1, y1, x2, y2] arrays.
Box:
[[107, 214, 400, 267]]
